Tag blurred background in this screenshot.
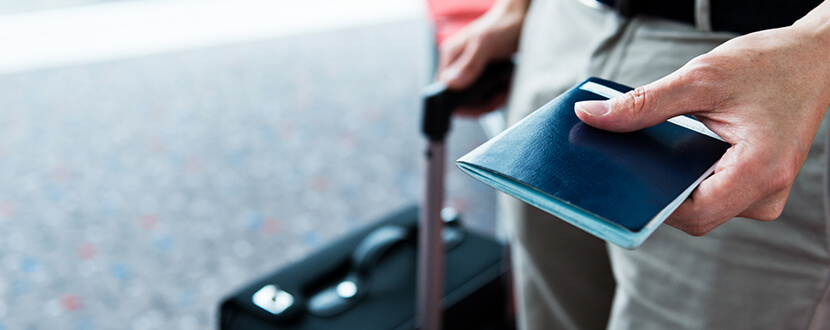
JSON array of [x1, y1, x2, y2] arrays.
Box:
[[0, 0, 497, 329]]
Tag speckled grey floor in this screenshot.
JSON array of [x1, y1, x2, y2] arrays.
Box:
[[0, 20, 496, 329]]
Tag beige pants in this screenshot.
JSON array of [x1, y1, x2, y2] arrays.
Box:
[[503, 0, 830, 329]]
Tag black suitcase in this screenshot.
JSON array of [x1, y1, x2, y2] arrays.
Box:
[[219, 206, 508, 329], [219, 61, 514, 329]]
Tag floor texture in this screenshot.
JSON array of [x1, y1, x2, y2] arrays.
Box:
[[0, 20, 496, 329]]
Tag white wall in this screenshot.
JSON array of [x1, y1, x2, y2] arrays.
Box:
[[0, 0, 425, 75]]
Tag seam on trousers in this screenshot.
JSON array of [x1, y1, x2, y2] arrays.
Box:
[[825, 108, 830, 276], [807, 271, 830, 330], [513, 242, 579, 330], [807, 113, 830, 330], [587, 16, 635, 81], [807, 111, 830, 330], [604, 18, 640, 82], [694, 0, 713, 32]]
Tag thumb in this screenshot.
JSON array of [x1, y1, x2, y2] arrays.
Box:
[[574, 77, 696, 132]]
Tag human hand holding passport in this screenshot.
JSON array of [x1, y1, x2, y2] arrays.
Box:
[[457, 78, 730, 248]]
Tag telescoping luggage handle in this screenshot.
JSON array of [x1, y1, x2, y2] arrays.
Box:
[[418, 60, 514, 330]]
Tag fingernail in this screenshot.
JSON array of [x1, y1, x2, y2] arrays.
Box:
[[575, 100, 609, 117]]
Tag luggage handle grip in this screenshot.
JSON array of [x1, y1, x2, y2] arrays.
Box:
[[421, 59, 515, 141]]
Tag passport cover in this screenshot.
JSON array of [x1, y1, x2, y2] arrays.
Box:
[[457, 78, 731, 248]]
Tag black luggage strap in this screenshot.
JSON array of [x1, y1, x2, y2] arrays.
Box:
[[595, 0, 822, 34]]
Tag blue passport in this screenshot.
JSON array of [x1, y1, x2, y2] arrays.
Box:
[[457, 78, 730, 248]]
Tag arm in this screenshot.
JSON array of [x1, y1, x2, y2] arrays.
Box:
[[575, 1, 830, 236]]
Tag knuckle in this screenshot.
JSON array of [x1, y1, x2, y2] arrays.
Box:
[[685, 65, 719, 85], [755, 199, 786, 221], [438, 45, 456, 58], [677, 209, 734, 236], [684, 223, 715, 237], [674, 214, 719, 237], [766, 165, 797, 194], [755, 210, 781, 221], [460, 58, 482, 76], [679, 56, 729, 98], [685, 55, 728, 82], [467, 31, 487, 50], [620, 86, 650, 116], [439, 34, 465, 53], [768, 177, 790, 194], [475, 29, 493, 44]]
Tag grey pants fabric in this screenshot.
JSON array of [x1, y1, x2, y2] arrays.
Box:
[[502, 0, 830, 329]]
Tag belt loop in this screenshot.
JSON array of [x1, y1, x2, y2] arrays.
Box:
[[694, 0, 713, 32]]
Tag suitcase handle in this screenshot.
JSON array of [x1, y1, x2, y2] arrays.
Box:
[[352, 225, 413, 277], [308, 225, 411, 317], [421, 60, 515, 142], [307, 208, 466, 318]]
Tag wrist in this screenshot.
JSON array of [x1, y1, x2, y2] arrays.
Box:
[[791, 1, 830, 70], [789, 1, 830, 106], [489, 0, 530, 20]]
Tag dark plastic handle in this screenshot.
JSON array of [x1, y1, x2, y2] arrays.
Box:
[[306, 217, 468, 318], [307, 225, 413, 318], [421, 60, 515, 141], [351, 225, 412, 277]]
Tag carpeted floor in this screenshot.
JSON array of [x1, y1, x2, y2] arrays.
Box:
[[0, 20, 497, 329]]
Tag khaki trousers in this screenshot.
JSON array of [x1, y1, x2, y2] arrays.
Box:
[[503, 0, 830, 329]]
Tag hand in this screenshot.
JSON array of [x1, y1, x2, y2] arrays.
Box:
[[574, 9, 830, 236], [435, 0, 528, 116]]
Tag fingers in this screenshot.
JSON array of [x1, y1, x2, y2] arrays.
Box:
[[574, 71, 711, 132], [665, 170, 744, 236], [665, 159, 751, 236], [665, 145, 792, 236], [437, 29, 466, 74], [737, 187, 790, 221], [437, 35, 488, 90], [435, 1, 525, 91]]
